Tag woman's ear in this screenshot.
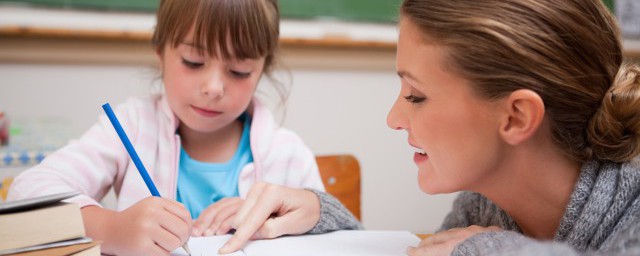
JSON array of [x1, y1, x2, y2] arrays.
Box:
[[498, 89, 545, 145]]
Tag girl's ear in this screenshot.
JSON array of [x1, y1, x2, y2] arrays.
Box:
[[155, 46, 164, 68], [498, 89, 545, 145]]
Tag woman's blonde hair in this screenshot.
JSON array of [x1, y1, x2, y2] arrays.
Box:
[[401, 0, 640, 163]]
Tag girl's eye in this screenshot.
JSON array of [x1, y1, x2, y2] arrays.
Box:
[[230, 70, 251, 78], [404, 95, 426, 104], [182, 59, 204, 69]]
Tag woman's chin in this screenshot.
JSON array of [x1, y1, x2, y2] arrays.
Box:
[[418, 178, 441, 194], [419, 183, 458, 195], [418, 172, 457, 194]]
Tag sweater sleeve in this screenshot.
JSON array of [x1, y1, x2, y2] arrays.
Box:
[[305, 189, 363, 234], [451, 196, 640, 256], [453, 227, 640, 256], [453, 231, 575, 256]]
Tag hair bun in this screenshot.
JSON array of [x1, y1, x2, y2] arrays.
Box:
[[587, 62, 640, 162]]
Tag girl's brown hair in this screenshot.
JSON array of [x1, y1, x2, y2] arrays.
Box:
[[401, 0, 640, 163], [152, 0, 279, 73]]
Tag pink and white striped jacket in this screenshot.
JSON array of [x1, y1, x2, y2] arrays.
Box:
[[8, 95, 325, 210]]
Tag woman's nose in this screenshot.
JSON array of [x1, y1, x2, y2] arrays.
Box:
[[387, 96, 408, 131]]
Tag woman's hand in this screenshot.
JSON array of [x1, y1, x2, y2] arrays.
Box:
[[82, 197, 192, 256], [407, 225, 502, 256], [192, 197, 244, 236], [218, 182, 321, 254]]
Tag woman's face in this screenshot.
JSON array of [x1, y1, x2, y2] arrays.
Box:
[[388, 19, 507, 194]]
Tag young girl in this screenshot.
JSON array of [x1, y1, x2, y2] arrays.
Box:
[[8, 0, 324, 255], [217, 0, 640, 255]]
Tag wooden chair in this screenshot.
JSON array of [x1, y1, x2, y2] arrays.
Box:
[[316, 154, 361, 220]]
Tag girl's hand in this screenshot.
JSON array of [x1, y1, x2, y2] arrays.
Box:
[[192, 197, 244, 236], [407, 225, 502, 256], [99, 197, 192, 256], [218, 182, 321, 254]]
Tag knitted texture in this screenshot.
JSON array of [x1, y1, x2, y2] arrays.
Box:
[[444, 157, 640, 255], [307, 189, 363, 234]]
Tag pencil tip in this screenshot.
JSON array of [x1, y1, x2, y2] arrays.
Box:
[[183, 244, 191, 255]]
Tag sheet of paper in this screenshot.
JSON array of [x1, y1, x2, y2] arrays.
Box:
[[171, 230, 419, 256], [243, 230, 419, 256], [171, 235, 245, 256]]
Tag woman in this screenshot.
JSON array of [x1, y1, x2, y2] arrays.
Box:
[[219, 0, 640, 255]]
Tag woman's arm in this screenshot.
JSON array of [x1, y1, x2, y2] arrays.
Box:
[[451, 225, 640, 256], [307, 189, 363, 234]]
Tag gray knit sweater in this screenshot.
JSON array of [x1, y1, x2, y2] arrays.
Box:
[[308, 157, 640, 255], [307, 189, 364, 233]]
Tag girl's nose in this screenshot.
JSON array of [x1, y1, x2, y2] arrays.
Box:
[[202, 72, 224, 98]]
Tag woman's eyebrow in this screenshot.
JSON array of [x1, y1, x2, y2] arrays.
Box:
[[397, 70, 421, 84]]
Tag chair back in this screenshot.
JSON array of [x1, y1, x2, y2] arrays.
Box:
[[316, 154, 361, 220]]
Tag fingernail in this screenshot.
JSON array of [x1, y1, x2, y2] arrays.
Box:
[[205, 228, 213, 236], [219, 243, 231, 254], [192, 228, 200, 236]]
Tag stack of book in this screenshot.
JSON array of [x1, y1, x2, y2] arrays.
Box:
[[0, 192, 100, 255]]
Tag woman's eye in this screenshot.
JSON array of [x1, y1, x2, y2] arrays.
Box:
[[230, 70, 251, 78], [182, 59, 204, 69], [404, 95, 426, 103]]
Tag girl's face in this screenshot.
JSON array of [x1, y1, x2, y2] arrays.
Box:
[[388, 19, 507, 194], [159, 28, 265, 134]]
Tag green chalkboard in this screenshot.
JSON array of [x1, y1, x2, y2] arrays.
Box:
[[279, 0, 401, 23], [0, 0, 402, 23], [603, 0, 615, 12]]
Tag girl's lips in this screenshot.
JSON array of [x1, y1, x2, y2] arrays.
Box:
[[192, 106, 222, 117]]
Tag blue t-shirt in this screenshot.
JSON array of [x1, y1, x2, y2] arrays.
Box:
[[176, 116, 253, 219]]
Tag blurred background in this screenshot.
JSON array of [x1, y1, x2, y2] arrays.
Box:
[[0, 0, 638, 234]]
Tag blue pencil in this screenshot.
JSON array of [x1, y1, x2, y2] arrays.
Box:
[[102, 103, 191, 255], [102, 103, 160, 197]]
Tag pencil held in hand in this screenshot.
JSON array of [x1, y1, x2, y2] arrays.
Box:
[[101, 102, 191, 255]]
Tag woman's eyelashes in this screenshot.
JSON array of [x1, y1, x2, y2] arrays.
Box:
[[404, 95, 426, 104]]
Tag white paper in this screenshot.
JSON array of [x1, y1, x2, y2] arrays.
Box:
[[171, 235, 245, 256], [172, 231, 419, 256], [244, 230, 419, 256]]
